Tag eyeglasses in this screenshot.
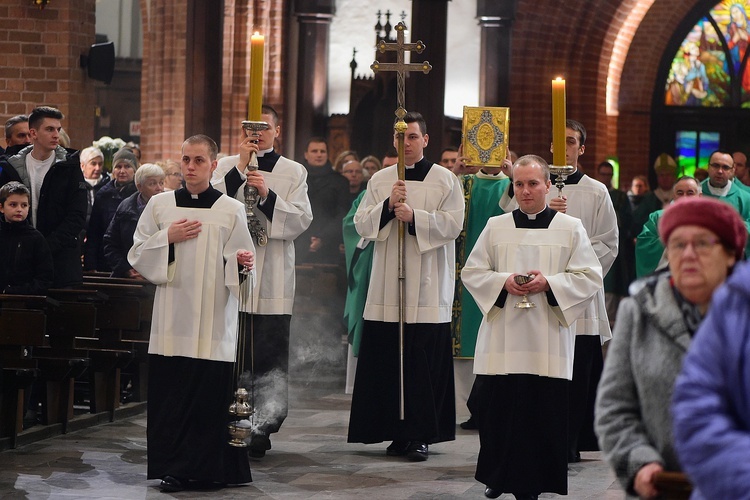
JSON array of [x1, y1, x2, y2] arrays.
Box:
[[666, 237, 720, 255], [709, 162, 733, 171]]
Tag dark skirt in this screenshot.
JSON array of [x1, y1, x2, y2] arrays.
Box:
[[147, 355, 252, 485], [347, 321, 456, 444], [468, 374, 569, 495]]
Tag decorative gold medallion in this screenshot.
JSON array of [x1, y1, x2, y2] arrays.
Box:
[[462, 106, 510, 167]]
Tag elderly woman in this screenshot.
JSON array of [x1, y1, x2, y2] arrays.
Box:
[[595, 196, 747, 499], [160, 159, 183, 191], [80, 146, 110, 227], [84, 148, 139, 272], [103, 163, 165, 278]]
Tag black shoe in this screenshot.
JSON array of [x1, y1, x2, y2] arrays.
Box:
[[513, 495, 538, 500], [386, 440, 411, 456], [460, 416, 478, 430], [568, 451, 581, 463], [406, 441, 428, 462], [484, 487, 502, 499], [248, 432, 272, 458], [159, 476, 185, 492]]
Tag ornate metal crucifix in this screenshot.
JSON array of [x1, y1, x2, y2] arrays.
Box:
[[370, 21, 431, 421]]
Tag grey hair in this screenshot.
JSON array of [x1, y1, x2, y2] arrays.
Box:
[[135, 163, 166, 186], [80, 146, 104, 165]]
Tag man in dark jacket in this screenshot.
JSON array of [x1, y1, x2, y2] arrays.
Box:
[[1, 115, 31, 160], [0, 106, 86, 288], [296, 136, 350, 264]]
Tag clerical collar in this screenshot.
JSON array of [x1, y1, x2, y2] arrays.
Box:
[[175, 185, 222, 208], [520, 206, 547, 220], [405, 156, 423, 169], [256, 147, 274, 158], [550, 168, 584, 185], [512, 206, 556, 228], [257, 149, 280, 172], [404, 157, 432, 181], [477, 169, 507, 180], [706, 180, 732, 197]]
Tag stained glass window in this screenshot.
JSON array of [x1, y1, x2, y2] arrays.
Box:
[[665, 1, 750, 107], [675, 130, 721, 175]]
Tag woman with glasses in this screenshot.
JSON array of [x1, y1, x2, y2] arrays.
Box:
[[160, 159, 183, 191], [595, 196, 747, 499]]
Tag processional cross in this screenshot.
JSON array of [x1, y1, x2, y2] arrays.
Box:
[[370, 21, 431, 421]]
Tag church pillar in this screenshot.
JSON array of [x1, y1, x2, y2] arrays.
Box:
[[293, 0, 335, 160], [477, 0, 517, 107], [406, 0, 448, 148], [184, 0, 224, 146]]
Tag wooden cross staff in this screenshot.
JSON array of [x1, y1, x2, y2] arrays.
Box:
[[370, 21, 431, 421]]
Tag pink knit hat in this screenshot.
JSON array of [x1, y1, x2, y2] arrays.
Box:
[[659, 197, 747, 261]]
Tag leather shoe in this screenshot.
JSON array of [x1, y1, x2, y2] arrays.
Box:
[[386, 440, 411, 456], [159, 475, 185, 492], [248, 432, 272, 458], [406, 441, 428, 462], [459, 416, 478, 430], [484, 487, 502, 498]]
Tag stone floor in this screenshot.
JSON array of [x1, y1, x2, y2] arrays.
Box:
[[0, 373, 624, 499]]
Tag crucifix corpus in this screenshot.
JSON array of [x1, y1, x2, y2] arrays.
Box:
[[370, 21, 431, 421]]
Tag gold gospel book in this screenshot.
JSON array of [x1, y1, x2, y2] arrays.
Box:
[[461, 106, 510, 167]]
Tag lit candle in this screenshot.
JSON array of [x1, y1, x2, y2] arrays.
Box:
[[551, 77, 566, 166], [248, 32, 265, 121]]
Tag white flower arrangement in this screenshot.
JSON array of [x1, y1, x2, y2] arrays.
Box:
[[92, 136, 126, 172]]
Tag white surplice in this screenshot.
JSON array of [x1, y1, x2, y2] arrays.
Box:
[[212, 154, 312, 315], [354, 163, 465, 324], [128, 191, 255, 362], [499, 174, 617, 341], [461, 211, 602, 380]]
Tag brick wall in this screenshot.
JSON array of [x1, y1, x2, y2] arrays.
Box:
[[139, 0, 188, 162], [0, 0, 96, 149]]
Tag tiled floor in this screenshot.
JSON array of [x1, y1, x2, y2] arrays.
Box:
[[0, 371, 623, 499]]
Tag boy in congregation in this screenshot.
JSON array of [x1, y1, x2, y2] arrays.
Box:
[[0, 181, 53, 294]]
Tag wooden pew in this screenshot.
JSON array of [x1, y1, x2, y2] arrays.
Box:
[[0, 296, 55, 448]]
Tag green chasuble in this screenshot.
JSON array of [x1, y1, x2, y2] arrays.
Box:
[[452, 171, 511, 358], [343, 190, 373, 356], [635, 209, 664, 278], [700, 180, 750, 257]]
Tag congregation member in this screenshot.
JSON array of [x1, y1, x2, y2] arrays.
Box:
[[632, 155, 677, 242], [212, 104, 312, 458], [360, 155, 382, 179], [672, 260, 750, 499], [0, 181, 53, 294], [2, 114, 30, 159], [103, 163, 165, 278], [341, 159, 366, 205], [333, 149, 359, 174], [128, 134, 254, 492], [452, 149, 511, 430], [84, 148, 139, 272], [627, 174, 650, 213], [462, 155, 602, 499], [296, 136, 349, 264], [0, 106, 86, 288], [348, 112, 464, 462], [79, 146, 109, 227], [597, 197, 746, 499], [438, 146, 458, 170], [499, 119, 618, 462], [160, 159, 183, 191]]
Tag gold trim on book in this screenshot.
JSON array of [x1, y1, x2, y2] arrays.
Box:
[[461, 106, 510, 167]]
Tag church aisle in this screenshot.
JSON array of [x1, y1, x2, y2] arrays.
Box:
[[0, 377, 622, 499]]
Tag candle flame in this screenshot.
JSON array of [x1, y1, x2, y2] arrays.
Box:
[[555, 76, 564, 81]]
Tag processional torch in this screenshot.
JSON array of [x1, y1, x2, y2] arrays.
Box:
[[549, 77, 574, 199], [228, 30, 266, 445], [371, 21, 431, 420]]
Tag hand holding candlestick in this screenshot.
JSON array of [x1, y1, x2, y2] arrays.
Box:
[[241, 120, 269, 246]]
